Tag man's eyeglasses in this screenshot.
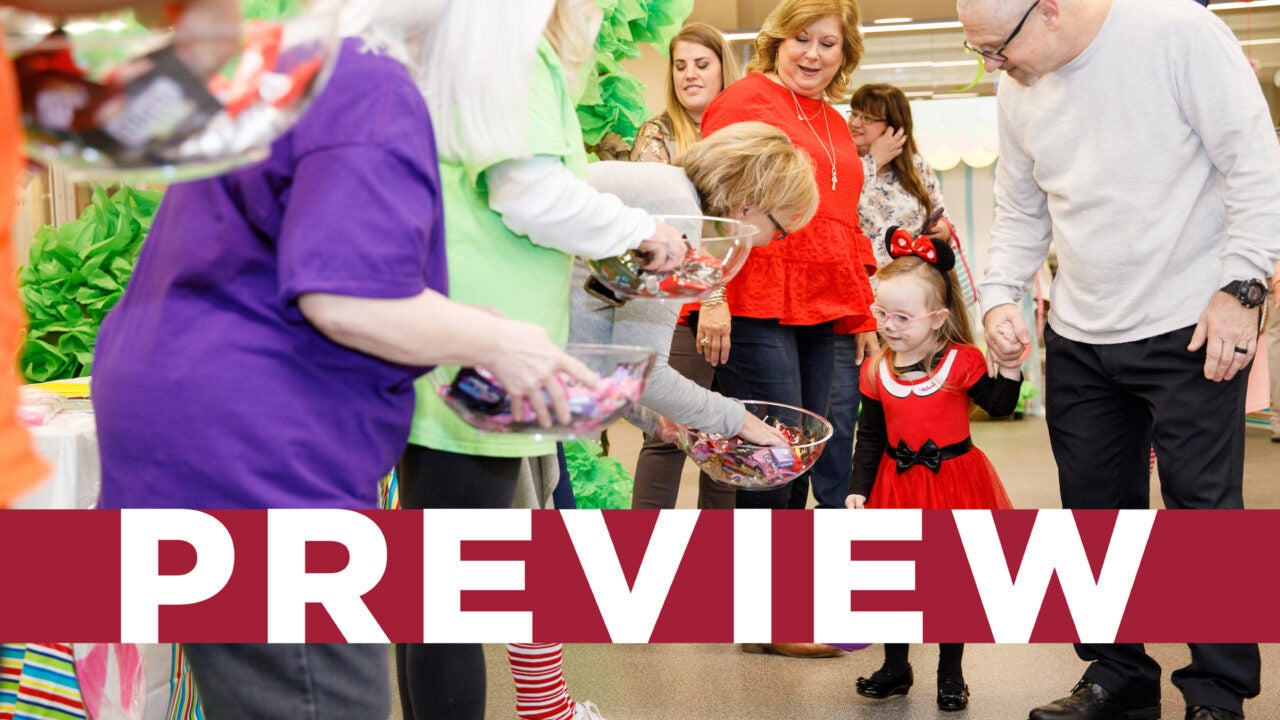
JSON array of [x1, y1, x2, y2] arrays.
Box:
[[869, 304, 945, 329], [848, 111, 886, 125], [962, 0, 1039, 64], [765, 211, 788, 242]]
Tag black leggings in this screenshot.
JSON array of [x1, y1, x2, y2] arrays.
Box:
[[885, 643, 965, 681], [395, 445, 521, 720]]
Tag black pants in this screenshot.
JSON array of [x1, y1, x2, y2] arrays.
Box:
[[394, 445, 521, 720], [1044, 325, 1259, 713]]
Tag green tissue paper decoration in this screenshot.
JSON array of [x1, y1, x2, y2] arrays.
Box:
[[243, 0, 302, 20], [18, 186, 163, 382], [564, 439, 634, 510], [577, 0, 694, 148]]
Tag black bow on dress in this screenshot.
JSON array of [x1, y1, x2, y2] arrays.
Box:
[[892, 438, 942, 473]]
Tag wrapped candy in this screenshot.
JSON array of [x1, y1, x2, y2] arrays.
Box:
[[590, 245, 725, 300], [14, 18, 326, 172], [440, 364, 647, 436], [681, 418, 825, 490]]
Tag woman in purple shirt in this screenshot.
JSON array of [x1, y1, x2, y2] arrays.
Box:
[[91, 1, 591, 717]]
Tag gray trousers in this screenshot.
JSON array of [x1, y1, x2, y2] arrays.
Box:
[[182, 643, 390, 720]]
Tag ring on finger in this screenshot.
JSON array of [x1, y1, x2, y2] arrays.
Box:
[[1233, 346, 1249, 355], [700, 337, 711, 347]]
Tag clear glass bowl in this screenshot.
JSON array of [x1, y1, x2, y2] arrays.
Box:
[[4, 7, 337, 180], [585, 215, 757, 301], [435, 344, 656, 441], [675, 401, 833, 490]]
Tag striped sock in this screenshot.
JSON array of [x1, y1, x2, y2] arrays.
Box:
[[507, 643, 575, 720]]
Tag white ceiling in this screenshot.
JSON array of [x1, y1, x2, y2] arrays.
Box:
[[691, 1, 1280, 101]]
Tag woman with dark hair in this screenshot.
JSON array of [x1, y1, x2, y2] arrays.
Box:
[[848, 83, 951, 264]]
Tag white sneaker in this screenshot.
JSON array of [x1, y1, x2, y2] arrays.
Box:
[[573, 700, 607, 719]]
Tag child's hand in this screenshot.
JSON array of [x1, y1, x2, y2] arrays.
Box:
[[845, 494, 866, 509]]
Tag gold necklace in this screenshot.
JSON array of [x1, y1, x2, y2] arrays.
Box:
[[790, 89, 837, 191]]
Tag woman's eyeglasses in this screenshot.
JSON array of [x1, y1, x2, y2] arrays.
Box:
[[869, 304, 945, 329], [765, 211, 789, 242], [848, 111, 885, 125]]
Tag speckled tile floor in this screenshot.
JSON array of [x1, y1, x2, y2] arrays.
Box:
[[393, 417, 1280, 720]]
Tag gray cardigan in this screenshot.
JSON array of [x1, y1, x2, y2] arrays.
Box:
[[570, 161, 745, 437]]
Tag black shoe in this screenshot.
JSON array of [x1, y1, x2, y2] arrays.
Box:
[[1186, 707, 1241, 720], [1028, 680, 1161, 720], [937, 678, 970, 711], [856, 664, 913, 699]]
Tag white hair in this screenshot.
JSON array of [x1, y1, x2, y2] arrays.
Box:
[[957, 0, 1029, 25], [413, 0, 558, 166], [306, 0, 447, 67]]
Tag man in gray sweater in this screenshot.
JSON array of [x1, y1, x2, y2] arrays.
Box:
[[957, 1, 1280, 719]]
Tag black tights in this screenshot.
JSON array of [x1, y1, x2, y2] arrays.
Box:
[[884, 643, 965, 682], [394, 445, 521, 720]]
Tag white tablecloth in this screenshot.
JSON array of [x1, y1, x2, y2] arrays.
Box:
[[12, 399, 100, 510]]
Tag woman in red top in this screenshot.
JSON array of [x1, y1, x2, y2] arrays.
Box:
[[698, 0, 876, 512]]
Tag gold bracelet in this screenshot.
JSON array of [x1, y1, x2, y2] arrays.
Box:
[[700, 288, 727, 307]]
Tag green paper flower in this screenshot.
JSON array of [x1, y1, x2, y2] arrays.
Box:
[[564, 439, 634, 510], [577, 0, 693, 148], [18, 186, 163, 382]]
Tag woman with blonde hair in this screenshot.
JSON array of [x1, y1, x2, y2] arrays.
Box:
[[630, 21, 744, 510], [631, 21, 740, 163], [578, 122, 819, 446], [699, 0, 877, 520]]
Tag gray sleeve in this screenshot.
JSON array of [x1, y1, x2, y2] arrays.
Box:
[[979, 94, 1054, 315], [570, 261, 745, 437]]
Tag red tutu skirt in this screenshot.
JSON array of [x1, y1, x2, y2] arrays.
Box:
[[866, 447, 1013, 510]]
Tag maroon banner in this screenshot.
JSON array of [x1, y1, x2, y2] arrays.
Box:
[[0, 509, 1277, 643]]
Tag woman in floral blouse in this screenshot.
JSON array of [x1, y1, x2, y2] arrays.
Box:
[[848, 83, 951, 265]]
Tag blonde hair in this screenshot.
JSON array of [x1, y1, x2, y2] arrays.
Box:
[[544, 0, 604, 84], [870, 255, 973, 381], [664, 23, 742, 156], [746, 0, 864, 100], [850, 84, 931, 216], [676, 122, 819, 228]]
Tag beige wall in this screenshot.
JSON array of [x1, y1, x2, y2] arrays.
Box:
[[620, 0, 745, 136]]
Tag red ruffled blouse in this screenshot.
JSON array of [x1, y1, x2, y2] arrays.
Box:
[[701, 72, 875, 328]]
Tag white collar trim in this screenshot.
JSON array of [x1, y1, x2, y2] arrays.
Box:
[[880, 348, 958, 398]]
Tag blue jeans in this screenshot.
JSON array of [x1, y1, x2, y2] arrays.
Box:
[[702, 316, 836, 509], [809, 333, 861, 509]]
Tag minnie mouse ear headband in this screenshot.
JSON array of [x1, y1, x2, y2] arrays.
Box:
[[885, 226, 955, 271], [885, 226, 956, 303]]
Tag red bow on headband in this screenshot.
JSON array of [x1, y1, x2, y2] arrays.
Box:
[[888, 227, 940, 265]]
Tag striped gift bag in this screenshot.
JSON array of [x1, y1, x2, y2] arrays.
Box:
[[0, 643, 87, 720], [164, 646, 203, 720]]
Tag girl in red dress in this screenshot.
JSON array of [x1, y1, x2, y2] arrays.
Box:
[[845, 228, 1022, 712]]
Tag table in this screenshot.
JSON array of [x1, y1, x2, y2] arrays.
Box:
[[12, 398, 100, 510]]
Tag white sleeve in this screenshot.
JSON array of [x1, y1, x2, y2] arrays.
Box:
[[486, 156, 657, 259]]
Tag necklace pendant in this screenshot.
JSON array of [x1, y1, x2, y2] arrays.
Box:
[[831, 168, 837, 191]]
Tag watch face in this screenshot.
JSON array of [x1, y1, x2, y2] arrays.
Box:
[[1244, 281, 1267, 307]]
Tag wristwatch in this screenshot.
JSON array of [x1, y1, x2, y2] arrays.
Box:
[[1220, 279, 1268, 308]]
